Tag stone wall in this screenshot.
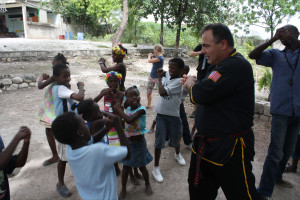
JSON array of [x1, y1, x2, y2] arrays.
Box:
[[254, 100, 271, 121], [0, 74, 37, 93]]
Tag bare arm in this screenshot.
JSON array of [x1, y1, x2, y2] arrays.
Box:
[[113, 103, 145, 123], [157, 68, 168, 96], [71, 82, 85, 101], [148, 53, 161, 63], [0, 127, 31, 170], [38, 74, 54, 89], [189, 50, 201, 57], [94, 89, 111, 103], [103, 113, 130, 159], [91, 119, 110, 143]]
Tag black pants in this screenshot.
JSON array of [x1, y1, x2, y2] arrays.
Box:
[[188, 139, 262, 200], [180, 103, 192, 145]]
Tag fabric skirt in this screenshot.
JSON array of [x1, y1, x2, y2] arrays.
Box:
[[121, 135, 153, 167]]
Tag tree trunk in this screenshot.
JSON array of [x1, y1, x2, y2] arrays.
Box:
[[160, 16, 164, 45], [112, 0, 129, 46], [174, 22, 182, 57], [133, 20, 137, 47], [160, 0, 165, 45]]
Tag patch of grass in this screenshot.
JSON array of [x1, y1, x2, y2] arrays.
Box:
[[97, 45, 110, 48]]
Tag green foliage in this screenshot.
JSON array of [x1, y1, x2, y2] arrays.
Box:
[[120, 22, 199, 48], [258, 68, 272, 100], [241, 0, 300, 38]]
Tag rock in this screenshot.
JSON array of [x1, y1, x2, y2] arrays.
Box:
[[0, 79, 12, 85], [4, 75, 12, 78], [12, 77, 23, 84], [23, 75, 37, 83], [0, 75, 3, 79], [6, 57, 11, 62], [19, 83, 28, 88], [29, 82, 36, 87], [6, 84, 18, 91]]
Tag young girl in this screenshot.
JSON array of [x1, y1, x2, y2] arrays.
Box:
[[71, 99, 109, 145], [113, 86, 153, 200], [37, 53, 68, 166], [146, 44, 164, 108], [94, 71, 124, 175], [98, 44, 127, 92], [52, 63, 85, 197]]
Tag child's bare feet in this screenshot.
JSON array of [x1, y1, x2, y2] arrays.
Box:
[[43, 156, 59, 166], [118, 189, 127, 200], [145, 184, 153, 196], [146, 105, 151, 109]]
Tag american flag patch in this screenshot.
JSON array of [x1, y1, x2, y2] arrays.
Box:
[[208, 71, 222, 82]]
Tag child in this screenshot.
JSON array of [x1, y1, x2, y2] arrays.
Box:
[[94, 71, 124, 176], [152, 58, 186, 183], [52, 63, 85, 197], [98, 44, 127, 92], [114, 86, 153, 199], [149, 64, 193, 150], [146, 44, 164, 108], [51, 111, 130, 200], [37, 53, 68, 166], [71, 99, 109, 144]]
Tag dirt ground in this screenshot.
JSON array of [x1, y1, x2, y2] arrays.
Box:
[[0, 57, 299, 200]]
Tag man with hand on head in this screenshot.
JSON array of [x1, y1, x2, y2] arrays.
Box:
[[249, 25, 300, 200], [182, 23, 262, 200]]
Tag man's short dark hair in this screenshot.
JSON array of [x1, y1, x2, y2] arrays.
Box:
[[283, 25, 299, 36], [169, 57, 185, 69], [52, 112, 80, 145], [201, 23, 234, 48]]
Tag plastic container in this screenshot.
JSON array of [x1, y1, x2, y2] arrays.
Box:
[[77, 32, 84, 40], [69, 32, 72, 40], [58, 35, 65, 40], [65, 32, 68, 39]]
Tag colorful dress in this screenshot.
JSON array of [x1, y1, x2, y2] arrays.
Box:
[[121, 106, 153, 167], [104, 94, 120, 146], [38, 81, 56, 128]]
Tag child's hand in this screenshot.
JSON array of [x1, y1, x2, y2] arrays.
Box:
[[77, 82, 84, 88], [103, 112, 122, 129], [157, 68, 165, 78], [98, 58, 106, 64], [42, 73, 50, 80], [148, 53, 153, 57], [16, 126, 31, 142]]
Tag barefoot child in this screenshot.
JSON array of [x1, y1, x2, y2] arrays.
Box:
[[52, 63, 85, 197], [52, 111, 130, 200], [71, 99, 109, 144], [99, 44, 127, 92], [94, 71, 124, 175], [37, 53, 68, 166], [114, 86, 153, 199], [147, 44, 164, 108]]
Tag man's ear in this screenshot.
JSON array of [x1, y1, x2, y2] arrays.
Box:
[[220, 39, 229, 50]]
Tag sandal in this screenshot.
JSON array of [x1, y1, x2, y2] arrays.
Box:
[[56, 184, 71, 197]]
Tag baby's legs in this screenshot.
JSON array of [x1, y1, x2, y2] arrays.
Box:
[[139, 166, 153, 195], [119, 165, 130, 200], [114, 162, 121, 176], [43, 128, 58, 165]]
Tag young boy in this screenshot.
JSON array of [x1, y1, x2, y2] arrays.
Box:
[[152, 58, 186, 183], [52, 112, 130, 200], [52, 63, 85, 197]]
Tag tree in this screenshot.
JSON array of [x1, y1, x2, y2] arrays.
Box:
[[112, 0, 129, 46], [151, 0, 168, 45], [242, 0, 300, 38]]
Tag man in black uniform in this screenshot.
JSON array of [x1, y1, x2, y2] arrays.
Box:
[[182, 23, 262, 200]]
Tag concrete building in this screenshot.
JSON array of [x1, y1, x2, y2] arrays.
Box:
[[0, 0, 78, 39]]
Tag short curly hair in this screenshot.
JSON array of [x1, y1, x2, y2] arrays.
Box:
[[52, 112, 80, 145]]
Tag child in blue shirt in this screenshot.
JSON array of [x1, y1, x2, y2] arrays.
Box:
[[51, 111, 130, 200]]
